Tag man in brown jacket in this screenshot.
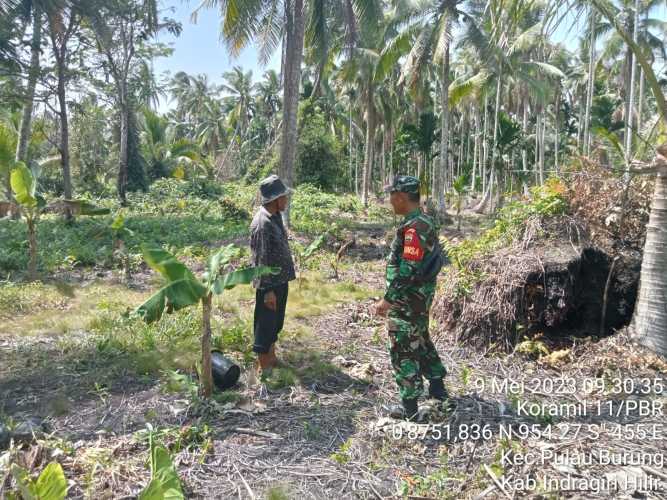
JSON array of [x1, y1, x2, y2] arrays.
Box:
[[249, 175, 296, 374]]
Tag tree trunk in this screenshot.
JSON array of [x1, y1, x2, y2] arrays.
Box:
[[637, 66, 644, 138], [577, 88, 584, 149], [482, 93, 489, 170], [118, 96, 129, 206], [539, 110, 545, 184], [381, 127, 386, 188], [361, 86, 375, 207], [355, 144, 359, 196], [632, 169, 667, 356], [279, 0, 305, 227], [465, 109, 471, 168], [349, 96, 353, 192], [584, 7, 595, 156], [16, 6, 43, 164], [471, 107, 479, 193], [201, 294, 213, 397], [437, 45, 450, 211], [490, 69, 502, 184], [27, 217, 38, 281], [389, 127, 394, 182], [554, 89, 560, 173], [624, 0, 639, 176], [522, 97, 529, 195], [55, 50, 73, 217], [474, 68, 502, 213], [457, 114, 464, 178], [636, 10, 647, 137]]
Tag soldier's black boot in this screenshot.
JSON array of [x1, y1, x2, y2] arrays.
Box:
[[429, 379, 456, 412], [428, 378, 449, 401], [389, 398, 419, 421]]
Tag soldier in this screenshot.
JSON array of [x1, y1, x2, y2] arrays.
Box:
[[375, 175, 449, 420], [250, 175, 296, 375]]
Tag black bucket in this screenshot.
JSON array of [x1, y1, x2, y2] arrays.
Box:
[[211, 350, 241, 390]]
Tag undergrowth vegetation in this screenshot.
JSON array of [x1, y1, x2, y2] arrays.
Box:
[[445, 178, 568, 270], [0, 179, 388, 277]]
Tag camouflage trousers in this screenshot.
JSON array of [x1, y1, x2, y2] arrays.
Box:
[[386, 307, 446, 400]]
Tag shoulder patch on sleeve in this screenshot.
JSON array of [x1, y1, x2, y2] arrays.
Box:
[[403, 227, 424, 261]]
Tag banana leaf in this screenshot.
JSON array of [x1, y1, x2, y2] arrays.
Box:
[[142, 246, 197, 282], [134, 278, 207, 323], [212, 266, 278, 295]]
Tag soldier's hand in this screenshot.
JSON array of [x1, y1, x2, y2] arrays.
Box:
[[264, 291, 277, 311], [374, 299, 391, 317]]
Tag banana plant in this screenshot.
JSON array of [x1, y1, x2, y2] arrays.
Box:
[[9, 461, 68, 500], [9, 163, 110, 280], [138, 427, 184, 500], [110, 211, 135, 284], [133, 244, 278, 397]]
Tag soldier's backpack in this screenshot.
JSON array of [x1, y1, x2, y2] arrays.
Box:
[[414, 239, 449, 284]]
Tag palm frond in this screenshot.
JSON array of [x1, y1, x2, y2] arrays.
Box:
[[375, 23, 420, 81], [449, 71, 490, 107], [526, 61, 566, 79], [433, 10, 453, 64], [508, 22, 543, 55], [307, 0, 328, 64], [401, 24, 433, 89], [255, 0, 283, 66], [351, 0, 382, 37], [0, 0, 19, 15]]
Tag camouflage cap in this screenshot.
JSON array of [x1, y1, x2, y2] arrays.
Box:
[[385, 175, 420, 194]]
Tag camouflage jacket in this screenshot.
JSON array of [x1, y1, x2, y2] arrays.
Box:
[[384, 208, 439, 312]]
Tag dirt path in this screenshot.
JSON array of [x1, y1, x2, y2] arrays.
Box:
[[2, 217, 666, 499]]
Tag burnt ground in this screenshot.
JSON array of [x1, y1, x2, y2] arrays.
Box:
[[1, 216, 666, 499]]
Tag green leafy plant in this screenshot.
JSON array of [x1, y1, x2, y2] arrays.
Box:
[[8, 462, 68, 500], [460, 365, 472, 392], [9, 163, 109, 280], [133, 244, 277, 397], [293, 234, 325, 288], [138, 427, 184, 500], [110, 211, 135, 284], [330, 438, 353, 465]]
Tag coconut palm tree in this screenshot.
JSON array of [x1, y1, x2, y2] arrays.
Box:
[[596, 0, 665, 163], [255, 69, 282, 143], [462, 0, 564, 211], [11, 0, 66, 164], [194, 0, 381, 224], [338, 42, 384, 206], [221, 66, 255, 132], [382, 0, 478, 211], [589, 0, 667, 356]]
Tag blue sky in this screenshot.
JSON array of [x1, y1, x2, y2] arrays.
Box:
[[154, 1, 281, 111], [153, 1, 666, 111]]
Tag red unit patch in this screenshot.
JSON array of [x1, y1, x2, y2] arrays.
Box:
[[403, 228, 424, 261]]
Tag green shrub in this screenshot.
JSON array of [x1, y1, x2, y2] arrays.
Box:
[[295, 100, 346, 190], [0, 179, 249, 275], [447, 177, 568, 268], [243, 154, 278, 184]]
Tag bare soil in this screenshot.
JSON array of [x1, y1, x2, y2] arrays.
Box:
[[1, 218, 666, 499]]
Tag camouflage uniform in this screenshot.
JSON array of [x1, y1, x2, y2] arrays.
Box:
[[384, 181, 446, 401]]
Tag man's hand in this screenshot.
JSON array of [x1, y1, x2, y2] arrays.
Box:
[[374, 298, 391, 317], [264, 290, 277, 311]]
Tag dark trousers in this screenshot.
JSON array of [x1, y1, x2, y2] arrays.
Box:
[[253, 283, 289, 354]]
